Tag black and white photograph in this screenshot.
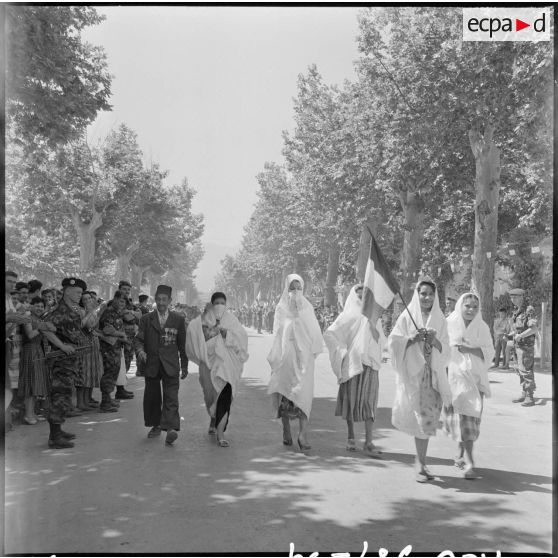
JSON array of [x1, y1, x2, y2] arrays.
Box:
[[3, 4, 554, 556]]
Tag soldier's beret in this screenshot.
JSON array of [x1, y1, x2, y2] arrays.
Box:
[[155, 284, 172, 297], [509, 288, 525, 295], [61, 277, 87, 291]]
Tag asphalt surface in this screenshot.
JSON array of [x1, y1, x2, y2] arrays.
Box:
[[3, 328, 554, 555]]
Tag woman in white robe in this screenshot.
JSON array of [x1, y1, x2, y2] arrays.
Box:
[[442, 292, 494, 479], [267, 274, 323, 451], [324, 284, 385, 457], [388, 278, 452, 482], [186, 292, 248, 447]]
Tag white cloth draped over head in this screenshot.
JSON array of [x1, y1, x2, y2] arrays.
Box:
[[388, 279, 452, 436], [324, 285, 386, 384], [267, 274, 323, 418], [186, 303, 248, 407], [446, 292, 494, 417]]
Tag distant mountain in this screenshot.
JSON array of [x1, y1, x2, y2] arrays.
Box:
[[194, 241, 240, 292]]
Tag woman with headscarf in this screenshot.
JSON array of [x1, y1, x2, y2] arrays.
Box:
[[324, 284, 386, 457], [442, 292, 494, 479], [186, 292, 248, 447], [388, 277, 452, 482], [267, 274, 323, 451]]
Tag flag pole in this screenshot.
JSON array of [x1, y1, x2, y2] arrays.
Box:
[[366, 226, 422, 332]]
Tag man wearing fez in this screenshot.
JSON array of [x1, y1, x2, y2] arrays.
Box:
[[41, 277, 88, 449], [135, 285, 188, 446], [508, 288, 538, 407]]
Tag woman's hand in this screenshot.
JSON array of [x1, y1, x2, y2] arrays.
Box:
[[61, 344, 76, 355], [409, 329, 426, 344]]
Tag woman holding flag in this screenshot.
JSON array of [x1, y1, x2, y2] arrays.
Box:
[[267, 274, 323, 451], [324, 284, 386, 457], [388, 277, 452, 483]]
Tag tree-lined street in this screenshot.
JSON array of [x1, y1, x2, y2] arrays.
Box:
[[5, 329, 552, 554]]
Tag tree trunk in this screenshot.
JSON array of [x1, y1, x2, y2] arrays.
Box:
[[469, 124, 500, 330], [401, 190, 425, 301], [71, 207, 103, 273], [114, 241, 140, 283], [356, 218, 378, 282], [130, 263, 149, 299], [325, 244, 340, 307], [394, 187, 425, 320]]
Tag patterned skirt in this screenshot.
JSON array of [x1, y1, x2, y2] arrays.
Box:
[[442, 395, 484, 442], [277, 396, 305, 420], [335, 366, 379, 422], [79, 334, 104, 388], [417, 362, 443, 438], [18, 339, 50, 398]]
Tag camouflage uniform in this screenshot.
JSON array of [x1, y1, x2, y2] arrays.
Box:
[[511, 306, 538, 397], [123, 301, 139, 372], [99, 306, 125, 404], [46, 300, 87, 425]]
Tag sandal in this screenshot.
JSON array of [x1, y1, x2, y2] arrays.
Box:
[[363, 443, 382, 458], [463, 466, 479, 480], [218, 439, 230, 447], [283, 436, 293, 446], [454, 457, 466, 469], [346, 438, 357, 452]]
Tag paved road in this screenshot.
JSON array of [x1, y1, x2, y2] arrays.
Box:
[[4, 329, 553, 555]]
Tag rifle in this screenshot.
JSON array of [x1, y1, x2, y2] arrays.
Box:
[[34, 344, 93, 362]]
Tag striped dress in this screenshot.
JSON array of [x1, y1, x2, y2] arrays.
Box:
[[335, 365, 379, 422], [18, 329, 50, 398]]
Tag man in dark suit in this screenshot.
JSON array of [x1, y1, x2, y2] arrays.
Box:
[[134, 285, 188, 445]]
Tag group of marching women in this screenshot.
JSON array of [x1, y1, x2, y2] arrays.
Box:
[[255, 273, 493, 483]]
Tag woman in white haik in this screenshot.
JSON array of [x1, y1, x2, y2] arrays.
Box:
[[186, 292, 248, 447], [324, 284, 386, 457], [442, 292, 494, 479], [388, 277, 452, 482], [267, 274, 323, 451]]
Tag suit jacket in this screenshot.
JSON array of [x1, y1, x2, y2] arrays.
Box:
[[134, 310, 188, 378]]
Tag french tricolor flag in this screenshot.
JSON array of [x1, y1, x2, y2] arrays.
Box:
[[362, 235, 400, 341]]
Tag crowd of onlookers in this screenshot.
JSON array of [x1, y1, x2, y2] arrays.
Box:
[[4, 271, 202, 433]]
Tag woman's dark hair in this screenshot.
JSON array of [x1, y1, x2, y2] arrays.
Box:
[[113, 290, 124, 300], [15, 281, 29, 291], [28, 279, 43, 292], [30, 296, 44, 305], [211, 292, 227, 304], [79, 291, 92, 308]]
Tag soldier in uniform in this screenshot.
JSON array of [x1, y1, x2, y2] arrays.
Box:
[[508, 288, 538, 407], [98, 290, 128, 412], [116, 280, 141, 397], [41, 277, 88, 449]]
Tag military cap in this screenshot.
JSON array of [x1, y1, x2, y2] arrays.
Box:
[[118, 280, 132, 288], [155, 284, 172, 297], [138, 294, 149, 302], [509, 288, 525, 296], [61, 277, 87, 291]]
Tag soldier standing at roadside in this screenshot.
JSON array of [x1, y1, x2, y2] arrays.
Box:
[[509, 288, 538, 407], [42, 277, 88, 449]]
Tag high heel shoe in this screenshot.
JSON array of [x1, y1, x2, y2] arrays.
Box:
[[297, 438, 311, 451]]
